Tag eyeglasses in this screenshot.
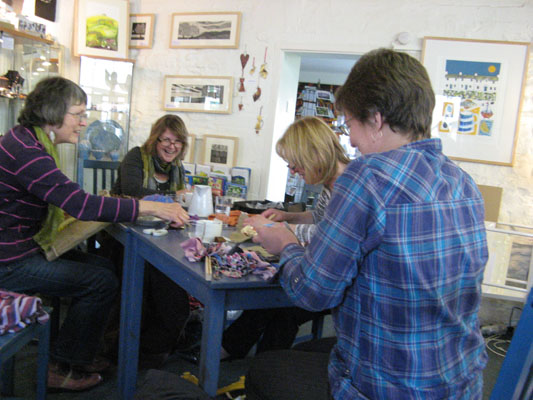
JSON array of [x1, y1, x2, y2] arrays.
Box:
[[287, 163, 299, 173], [67, 111, 88, 122], [338, 117, 355, 136], [158, 137, 183, 148]]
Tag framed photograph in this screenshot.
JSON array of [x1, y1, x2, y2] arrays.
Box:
[[163, 75, 233, 114], [129, 13, 154, 49], [73, 0, 130, 59], [169, 12, 241, 49], [201, 135, 239, 169], [422, 37, 530, 166], [183, 133, 196, 163]]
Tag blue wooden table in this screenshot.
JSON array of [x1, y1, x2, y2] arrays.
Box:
[[108, 223, 294, 399]]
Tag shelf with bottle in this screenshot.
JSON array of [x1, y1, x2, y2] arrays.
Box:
[[0, 27, 60, 134]]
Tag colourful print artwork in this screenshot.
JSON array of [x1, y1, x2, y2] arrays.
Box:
[[440, 59, 500, 137]]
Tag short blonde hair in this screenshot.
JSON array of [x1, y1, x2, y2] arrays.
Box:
[[276, 116, 350, 185]]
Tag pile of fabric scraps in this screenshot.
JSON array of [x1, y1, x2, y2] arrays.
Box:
[[0, 290, 50, 335], [180, 237, 277, 281]]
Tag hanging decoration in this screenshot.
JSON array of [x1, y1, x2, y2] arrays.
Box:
[[255, 106, 264, 134], [249, 57, 256, 75], [259, 47, 268, 79], [240, 47, 250, 73], [253, 81, 261, 102], [238, 96, 244, 111], [238, 46, 249, 93]]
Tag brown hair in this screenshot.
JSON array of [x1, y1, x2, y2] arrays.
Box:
[[142, 114, 189, 160], [276, 116, 350, 185], [18, 77, 87, 127], [335, 48, 435, 141]]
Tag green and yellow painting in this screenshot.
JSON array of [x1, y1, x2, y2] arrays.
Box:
[[86, 14, 118, 51]]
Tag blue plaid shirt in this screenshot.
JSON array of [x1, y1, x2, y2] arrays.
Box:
[[279, 138, 488, 399]]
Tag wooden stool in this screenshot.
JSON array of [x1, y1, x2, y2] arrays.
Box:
[[0, 308, 51, 400]]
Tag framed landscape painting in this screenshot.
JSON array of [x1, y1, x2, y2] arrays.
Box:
[[73, 0, 130, 59], [422, 37, 530, 166], [163, 75, 233, 114], [170, 12, 241, 49], [129, 13, 154, 49]]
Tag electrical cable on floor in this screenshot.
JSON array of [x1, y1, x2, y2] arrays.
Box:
[[485, 334, 510, 357]]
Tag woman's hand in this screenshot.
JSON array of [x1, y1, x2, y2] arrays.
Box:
[[253, 224, 299, 255], [245, 215, 299, 255], [261, 208, 287, 222], [243, 214, 275, 227], [139, 200, 189, 227]]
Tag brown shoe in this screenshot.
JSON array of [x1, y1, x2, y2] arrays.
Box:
[[75, 356, 112, 373], [48, 363, 102, 391]]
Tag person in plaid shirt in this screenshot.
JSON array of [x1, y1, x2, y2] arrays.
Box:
[[244, 49, 488, 400]]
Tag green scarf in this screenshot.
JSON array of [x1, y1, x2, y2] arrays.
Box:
[[140, 146, 184, 193], [32, 126, 65, 252]]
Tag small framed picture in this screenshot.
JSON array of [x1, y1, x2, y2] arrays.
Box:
[[201, 134, 239, 169], [163, 75, 233, 114], [73, 0, 130, 59], [170, 12, 241, 49], [130, 13, 154, 49]]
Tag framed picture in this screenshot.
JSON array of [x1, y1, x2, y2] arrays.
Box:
[[201, 135, 239, 169], [163, 75, 233, 114], [169, 12, 241, 49], [73, 0, 130, 59], [183, 133, 196, 163], [422, 37, 530, 166], [129, 13, 154, 49]]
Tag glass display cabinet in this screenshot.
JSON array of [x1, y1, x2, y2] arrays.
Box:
[[76, 56, 134, 194], [0, 27, 60, 135]]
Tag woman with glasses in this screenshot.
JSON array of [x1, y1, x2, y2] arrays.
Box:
[[245, 49, 488, 400], [0, 77, 189, 391], [109, 114, 193, 369], [220, 116, 350, 360], [111, 114, 189, 197]]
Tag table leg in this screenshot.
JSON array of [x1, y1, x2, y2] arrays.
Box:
[[198, 289, 226, 397], [118, 233, 145, 400]]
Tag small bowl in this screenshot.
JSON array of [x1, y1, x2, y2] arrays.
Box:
[[91, 149, 105, 160], [109, 150, 120, 161]]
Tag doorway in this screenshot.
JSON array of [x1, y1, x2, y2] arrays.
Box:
[[266, 51, 360, 201]]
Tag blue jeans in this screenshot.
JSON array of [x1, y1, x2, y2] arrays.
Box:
[[0, 249, 119, 365]]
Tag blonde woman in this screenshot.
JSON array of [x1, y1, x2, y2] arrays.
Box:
[[261, 116, 351, 245], [221, 116, 350, 359]]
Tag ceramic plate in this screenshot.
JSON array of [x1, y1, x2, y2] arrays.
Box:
[[86, 119, 124, 152], [135, 216, 169, 228]]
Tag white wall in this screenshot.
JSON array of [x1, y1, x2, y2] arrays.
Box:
[[50, 0, 533, 225]]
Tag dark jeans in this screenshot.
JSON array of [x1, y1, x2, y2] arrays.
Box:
[[222, 307, 328, 358], [0, 249, 118, 365], [245, 338, 336, 400]]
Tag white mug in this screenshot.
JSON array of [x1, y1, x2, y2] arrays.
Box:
[[178, 192, 193, 207], [195, 219, 222, 242]]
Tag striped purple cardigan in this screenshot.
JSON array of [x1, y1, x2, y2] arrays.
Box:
[[0, 125, 138, 264]]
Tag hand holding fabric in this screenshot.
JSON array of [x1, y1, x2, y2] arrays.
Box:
[[247, 218, 299, 255]]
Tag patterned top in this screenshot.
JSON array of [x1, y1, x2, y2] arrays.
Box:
[[293, 187, 331, 245], [0, 125, 138, 264], [279, 138, 488, 399]]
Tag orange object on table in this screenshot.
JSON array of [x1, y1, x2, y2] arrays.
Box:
[[208, 210, 241, 226]]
